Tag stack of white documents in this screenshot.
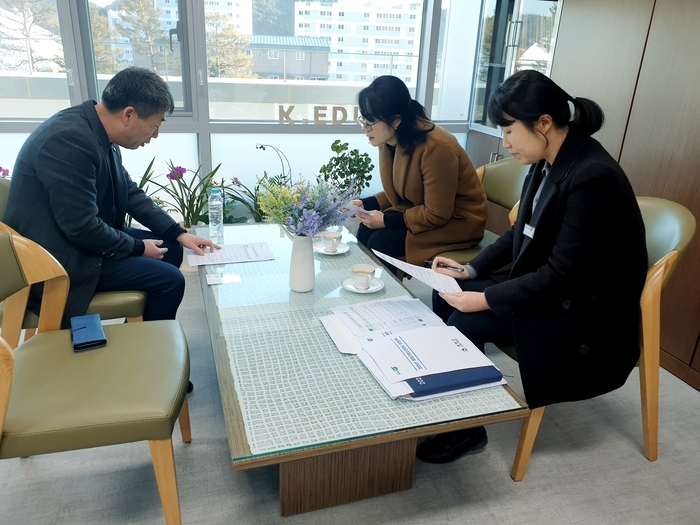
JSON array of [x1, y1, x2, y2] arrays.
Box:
[[321, 297, 505, 400]]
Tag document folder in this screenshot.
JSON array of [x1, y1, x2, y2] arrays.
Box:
[[405, 365, 504, 398], [70, 313, 107, 352]]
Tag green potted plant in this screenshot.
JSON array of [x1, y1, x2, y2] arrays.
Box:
[[225, 144, 294, 223], [148, 161, 222, 228], [318, 140, 375, 197], [126, 158, 170, 227]]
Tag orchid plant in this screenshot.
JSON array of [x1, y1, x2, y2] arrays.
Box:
[[257, 179, 355, 237], [225, 144, 293, 223], [126, 158, 169, 227], [0, 166, 10, 178], [147, 161, 222, 228]]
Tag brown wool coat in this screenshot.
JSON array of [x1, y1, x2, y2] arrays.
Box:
[[374, 124, 487, 265]]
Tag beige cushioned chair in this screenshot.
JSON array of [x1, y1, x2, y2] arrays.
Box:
[[510, 196, 697, 481], [437, 157, 529, 265], [0, 178, 146, 345], [0, 229, 192, 525]]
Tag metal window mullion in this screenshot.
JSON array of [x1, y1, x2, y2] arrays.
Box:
[[182, 0, 212, 178], [415, 0, 442, 116], [57, 0, 92, 105]]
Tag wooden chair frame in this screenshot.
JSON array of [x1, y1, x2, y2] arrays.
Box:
[[0, 229, 191, 525], [508, 197, 694, 480], [0, 222, 144, 348]]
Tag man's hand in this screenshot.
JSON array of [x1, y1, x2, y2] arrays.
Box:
[[177, 232, 221, 256], [438, 291, 489, 313], [143, 239, 168, 260]]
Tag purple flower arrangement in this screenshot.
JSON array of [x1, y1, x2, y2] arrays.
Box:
[[258, 179, 355, 237], [0, 166, 10, 178]]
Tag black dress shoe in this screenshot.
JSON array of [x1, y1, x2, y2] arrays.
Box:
[[416, 426, 488, 464], [187, 381, 194, 394]]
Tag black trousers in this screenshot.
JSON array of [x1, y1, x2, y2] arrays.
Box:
[[432, 272, 514, 351], [95, 227, 185, 321], [356, 224, 407, 276]]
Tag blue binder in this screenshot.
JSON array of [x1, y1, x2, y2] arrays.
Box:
[[405, 365, 503, 398]]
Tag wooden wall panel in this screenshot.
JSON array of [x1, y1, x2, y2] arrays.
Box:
[[550, 0, 654, 160], [618, 0, 700, 366]]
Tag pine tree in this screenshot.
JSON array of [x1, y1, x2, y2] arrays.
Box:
[[206, 12, 254, 78]]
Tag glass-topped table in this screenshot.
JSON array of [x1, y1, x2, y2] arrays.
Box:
[[197, 224, 533, 516]]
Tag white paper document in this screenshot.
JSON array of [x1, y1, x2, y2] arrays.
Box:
[[321, 297, 444, 355], [320, 300, 505, 401], [371, 250, 462, 293], [186, 242, 274, 266], [362, 325, 492, 383], [330, 296, 445, 337], [205, 273, 242, 285], [357, 349, 504, 401]]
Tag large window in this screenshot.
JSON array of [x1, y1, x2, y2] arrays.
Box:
[[89, 0, 188, 110], [429, 0, 480, 121], [470, 0, 561, 131], [206, 0, 426, 123], [0, 0, 500, 196], [0, 0, 70, 118]]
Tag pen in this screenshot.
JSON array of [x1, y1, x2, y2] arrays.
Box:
[[423, 260, 465, 272]]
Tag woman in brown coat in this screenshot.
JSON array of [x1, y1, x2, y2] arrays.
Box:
[[351, 76, 487, 274]]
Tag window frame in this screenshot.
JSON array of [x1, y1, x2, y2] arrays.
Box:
[[0, 0, 464, 175]]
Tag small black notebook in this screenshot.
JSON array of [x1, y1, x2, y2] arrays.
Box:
[[70, 313, 107, 352]]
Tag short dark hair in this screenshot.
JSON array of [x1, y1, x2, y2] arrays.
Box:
[[487, 70, 604, 137], [101, 67, 175, 118], [358, 75, 433, 155]]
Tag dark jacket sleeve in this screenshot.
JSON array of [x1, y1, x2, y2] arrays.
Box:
[[482, 172, 633, 322], [34, 130, 139, 258], [469, 227, 515, 276], [124, 176, 186, 240]]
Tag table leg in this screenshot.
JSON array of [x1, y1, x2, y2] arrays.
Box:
[[279, 438, 417, 516]]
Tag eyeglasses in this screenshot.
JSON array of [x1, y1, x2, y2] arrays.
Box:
[[357, 116, 376, 132]]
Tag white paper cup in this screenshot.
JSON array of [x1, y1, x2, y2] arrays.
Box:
[[350, 263, 376, 290], [321, 231, 342, 253]]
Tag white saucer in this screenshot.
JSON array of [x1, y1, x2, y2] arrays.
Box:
[[341, 277, 385, 294], [313, 242, 350, 255]]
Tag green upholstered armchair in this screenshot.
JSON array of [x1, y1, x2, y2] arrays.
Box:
[[510, 196, 697, 481], [0, 174, 146, 345], [0, 229, 191, 525], [437, 157, 530, 265]]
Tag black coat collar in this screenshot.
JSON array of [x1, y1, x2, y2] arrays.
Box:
[[514, 127, 593, 259], [81, 100, 111, 152]]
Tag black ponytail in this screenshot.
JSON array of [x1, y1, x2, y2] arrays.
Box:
[[358, 75, 433, 155], [570, 97, 604, 136], [488, 70, 604, 136]]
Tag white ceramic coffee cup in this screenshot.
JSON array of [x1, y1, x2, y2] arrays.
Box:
[[321, 231, 342, 253], [350, 263, 376, 290]]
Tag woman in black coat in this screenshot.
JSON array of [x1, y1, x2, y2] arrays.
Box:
[[417, 70, 648, 464]]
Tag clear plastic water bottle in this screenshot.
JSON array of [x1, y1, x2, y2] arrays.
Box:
[[208, 188, 224, 239]]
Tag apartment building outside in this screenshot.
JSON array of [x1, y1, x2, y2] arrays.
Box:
[[295, 0, 424, 84]]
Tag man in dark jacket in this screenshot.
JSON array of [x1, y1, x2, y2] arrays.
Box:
[[5, 67, 218, 326]]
